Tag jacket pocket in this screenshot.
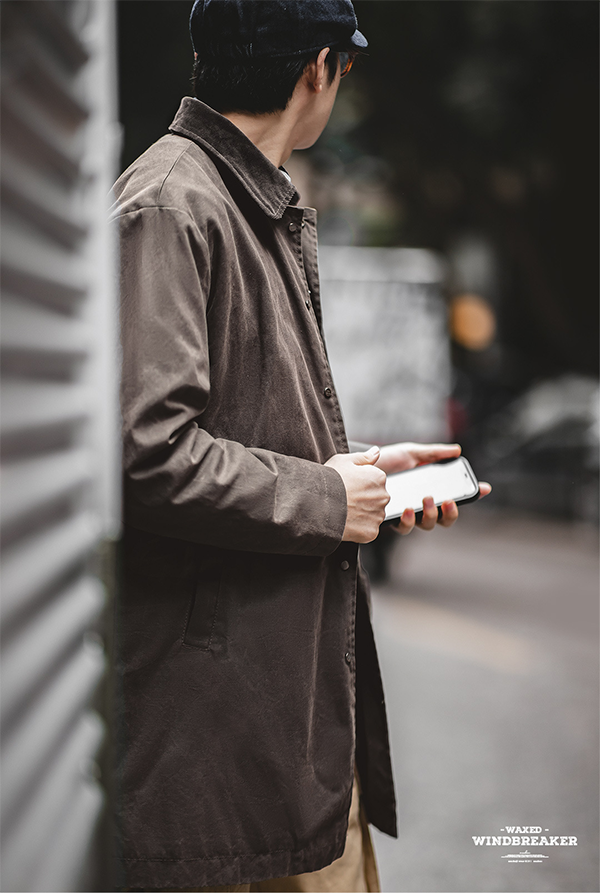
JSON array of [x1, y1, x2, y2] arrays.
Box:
[[183, 551, 224, 650]]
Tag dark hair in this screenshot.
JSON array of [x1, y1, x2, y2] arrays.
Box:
[[192, 47, 345, 115]]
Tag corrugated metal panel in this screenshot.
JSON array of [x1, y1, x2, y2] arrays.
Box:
[[0, 1, 119, 891]]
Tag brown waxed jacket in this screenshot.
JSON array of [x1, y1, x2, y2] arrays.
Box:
[[112, 97, 396, 890]]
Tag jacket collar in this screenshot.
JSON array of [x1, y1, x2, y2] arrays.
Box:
[[169, 97, 299, 220]]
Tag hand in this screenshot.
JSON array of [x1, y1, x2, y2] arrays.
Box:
[[374, 441, 491, 536], [325, 446, 390, 543]]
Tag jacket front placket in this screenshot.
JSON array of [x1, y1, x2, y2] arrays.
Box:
[[282, 204, 349, 458], [281, 200, 360, 728]]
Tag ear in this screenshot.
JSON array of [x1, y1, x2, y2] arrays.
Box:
[[306, 46, 332, 93]]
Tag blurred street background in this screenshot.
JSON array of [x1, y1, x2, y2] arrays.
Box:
[[369, 501, 598, 892]]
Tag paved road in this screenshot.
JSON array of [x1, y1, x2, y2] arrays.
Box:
[[367, 504, 599, 893]]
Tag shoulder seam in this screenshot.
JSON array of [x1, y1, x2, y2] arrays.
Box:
[[156, 141, 195, 203], [115, 205, 205, 241]]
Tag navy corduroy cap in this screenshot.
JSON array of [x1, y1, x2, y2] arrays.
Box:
[[189, 0, 368, 59]]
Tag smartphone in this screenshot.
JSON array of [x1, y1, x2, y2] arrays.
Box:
[[384, 456, 480, 523]]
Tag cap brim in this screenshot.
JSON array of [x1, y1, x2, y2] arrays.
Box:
[[351, 29, 368, 49]]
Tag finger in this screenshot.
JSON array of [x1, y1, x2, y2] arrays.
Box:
[[352, 445, 381, 466], [417, 496, 438, 531], [478, 481, 492, 498], [438, 500, 459, 527], [412, 443, 462, 465], [392, 508, 415, 535]]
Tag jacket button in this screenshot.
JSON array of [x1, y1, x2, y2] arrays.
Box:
[[301, 221, 306, 228], [340, 560, 350, 571], [288, 222, 297, 232], [324, 387, 332, 398], [344, 652, 351, 665], [305, 300, 310, 309]]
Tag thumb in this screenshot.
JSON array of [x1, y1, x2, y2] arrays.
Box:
[[352, 445, 380, 466]]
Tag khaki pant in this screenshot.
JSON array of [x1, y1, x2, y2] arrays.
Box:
[[149, 770, 380, 893]]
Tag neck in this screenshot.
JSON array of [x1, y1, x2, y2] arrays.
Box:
[[222, 108, 297, 169]]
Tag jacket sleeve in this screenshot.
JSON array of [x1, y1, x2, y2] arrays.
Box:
[[117, 205, 347, 556]]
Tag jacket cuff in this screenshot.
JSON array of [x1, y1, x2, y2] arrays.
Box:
[[304, 463, 348, 556]]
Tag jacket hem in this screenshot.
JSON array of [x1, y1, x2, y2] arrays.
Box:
[[120, 820, 348, 888]]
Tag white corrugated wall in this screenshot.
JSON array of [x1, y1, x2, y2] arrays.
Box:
[[1, 1, 120, 890]]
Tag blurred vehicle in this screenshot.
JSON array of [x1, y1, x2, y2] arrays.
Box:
[[478, 374, 599, 522]]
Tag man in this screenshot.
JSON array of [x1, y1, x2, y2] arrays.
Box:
[[113, 2, 490, 891]]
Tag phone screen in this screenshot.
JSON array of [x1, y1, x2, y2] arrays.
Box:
[[385, 458, 479, 520]]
